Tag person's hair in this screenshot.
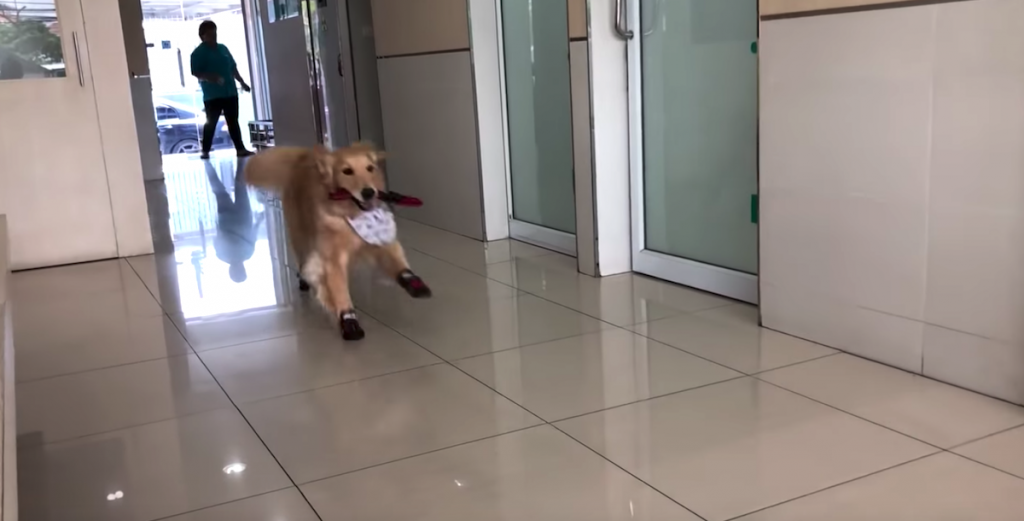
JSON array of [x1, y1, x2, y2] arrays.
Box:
[[198, 20, 217, 38]]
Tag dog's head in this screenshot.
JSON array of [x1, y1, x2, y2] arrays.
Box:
[[312, 142, 386, 211]]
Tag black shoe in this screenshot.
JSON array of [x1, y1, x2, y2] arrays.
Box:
[[339, 311, 365, 341], [397, 270, 432, 298], [200, 152, 211, 160], [237, 149, 254, 158]]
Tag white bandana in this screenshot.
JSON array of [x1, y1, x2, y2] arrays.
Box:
[[346, 207, 397, 245]]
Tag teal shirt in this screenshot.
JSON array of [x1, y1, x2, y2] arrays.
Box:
[[190, 43, 238, 101]]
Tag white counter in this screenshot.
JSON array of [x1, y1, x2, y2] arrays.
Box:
[[0, 215, 17, 520]]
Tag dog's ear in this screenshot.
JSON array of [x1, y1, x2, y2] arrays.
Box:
[[367, 149, 386, 164], [311, 145, 334, 176]]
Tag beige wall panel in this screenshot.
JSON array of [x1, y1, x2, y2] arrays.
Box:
[[761, 0, 925, 16], [371, 0, 470, 56], [568, 0, 587, 39]]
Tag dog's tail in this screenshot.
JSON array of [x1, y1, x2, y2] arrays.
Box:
[[243, 147, 312, 192]]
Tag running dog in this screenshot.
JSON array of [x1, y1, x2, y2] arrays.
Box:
[[245, 143, 431, 340]]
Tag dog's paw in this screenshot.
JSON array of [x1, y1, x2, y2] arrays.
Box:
[[397, 270, 432, 299], [339, 311, 365, 341], [298, 277, 310, 292]]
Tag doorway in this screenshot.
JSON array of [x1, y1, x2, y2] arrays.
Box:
[[141, 0, 257, 160], [627, 0, 759, 303], [498, 0, 577, 256]]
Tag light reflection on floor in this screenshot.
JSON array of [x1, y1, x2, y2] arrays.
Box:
[[149, 152, 288, 319]]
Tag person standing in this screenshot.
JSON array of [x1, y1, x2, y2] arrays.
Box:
[[190, 20, 253, 159]]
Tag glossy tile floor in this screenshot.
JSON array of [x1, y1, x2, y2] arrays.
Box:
[[13, 156, 1024, 520]]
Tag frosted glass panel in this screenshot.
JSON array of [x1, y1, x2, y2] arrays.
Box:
[[642, 0, 758, 273], [501, 0, 576, 233]]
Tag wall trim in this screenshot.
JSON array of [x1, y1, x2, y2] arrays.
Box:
[[761, 0, 969, 20], [377, 47, 471, 60]]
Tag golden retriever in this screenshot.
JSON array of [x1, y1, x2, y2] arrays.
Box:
[[244, 143, 431, 340]]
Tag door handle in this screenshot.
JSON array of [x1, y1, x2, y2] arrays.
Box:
[[642, 0, 660, 36], [614, 0, 634, 40], [337, 53, 343, 77], [72, 31, 84, 87]]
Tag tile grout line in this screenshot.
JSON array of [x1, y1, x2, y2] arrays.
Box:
[[15, 351, 195, 385], [754, 377, 948, 452], [405, 245, 745, 379], [401, 239, 960, 517], [353, 304, 711, 521], [547, 375, 749, 425], [147, 486, 295, 521], [751, 373, 1024, 486], [546, 422, 710, 521], [401, 243, 812, 381], [721, 452, 938, 521], [945, 422, 1024, 453], [16, 404, 240, 451], [944, 450, 1024, 484], [748, 351, 843, 376], [295, 424, 544, 488], [124, 241, 1024, 515], [125, 258, 328, 521]]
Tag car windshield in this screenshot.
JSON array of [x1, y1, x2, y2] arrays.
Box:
[[154, 98, 200, 121]]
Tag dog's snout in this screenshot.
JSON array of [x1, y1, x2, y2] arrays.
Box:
[[360, 187, 377, 200]]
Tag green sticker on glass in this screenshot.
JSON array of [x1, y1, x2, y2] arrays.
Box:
[[750, 194, 758, 224], [751, 41, 757, 54]]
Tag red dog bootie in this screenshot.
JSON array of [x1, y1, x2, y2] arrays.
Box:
[[397, 270, 432, 298], [339, 310, 365, 341]]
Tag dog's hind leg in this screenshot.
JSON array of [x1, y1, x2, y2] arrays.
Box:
[[374, 242, 431, 299], [322, 252, 364, 341]]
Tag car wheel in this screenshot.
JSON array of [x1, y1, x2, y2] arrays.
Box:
[[171, 139, 201, 155]]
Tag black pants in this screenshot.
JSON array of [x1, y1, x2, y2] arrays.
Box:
[[202, 96, 246, 153]]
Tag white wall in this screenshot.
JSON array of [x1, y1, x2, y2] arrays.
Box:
[[373, 0, 486, 239], [468, 0, 509, 241], [587, 0, 632, 276], [760, 0, 1024, 404], [85, 0, 155, 258]]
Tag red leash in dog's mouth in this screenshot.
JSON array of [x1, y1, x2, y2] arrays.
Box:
[[328, 190, 423, 207]]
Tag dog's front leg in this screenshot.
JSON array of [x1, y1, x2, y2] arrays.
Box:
[[375, 242, 432, 299], [323, 251, 364, 340]]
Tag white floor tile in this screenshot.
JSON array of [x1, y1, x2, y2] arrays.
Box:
[[736, 453, 1024, 521], [16, 169, 1024, 519], [631, 313, 837, 374], [759, 354, 1024, 448], [487, 256, 731, 326], [18, 409, 292, 521], [199, 316, 441, 403], [954, 425, 1024, 479], [302, 426, 701, 521], [240, 364, 542, 483], [556, 378, 935, 521], [456, 328, 741, 421], [15, 314, 191, 382], [17, 354, 232, 445], [365, 293, 612, 361], [160, 489, 320, 521]]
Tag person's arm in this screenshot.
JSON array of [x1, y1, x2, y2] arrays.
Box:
[[233, 67, 251, 92], [224, 47, 250, 92]]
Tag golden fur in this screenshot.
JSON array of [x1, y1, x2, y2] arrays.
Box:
[[245, 143, 414, 320]]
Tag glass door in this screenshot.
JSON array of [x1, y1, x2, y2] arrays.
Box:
[[499, 0, 577, 255], [627, 0, 759, 303]]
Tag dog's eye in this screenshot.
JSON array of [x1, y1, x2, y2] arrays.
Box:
[[366, 165, 375, 173], [342, 167, 354, 176]]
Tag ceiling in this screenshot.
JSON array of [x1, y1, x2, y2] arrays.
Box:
[[0, 1, 242, 23], [140, 0, 242, 21]]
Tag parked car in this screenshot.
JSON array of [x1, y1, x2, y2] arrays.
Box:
[[154, 98, 232, 155]]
